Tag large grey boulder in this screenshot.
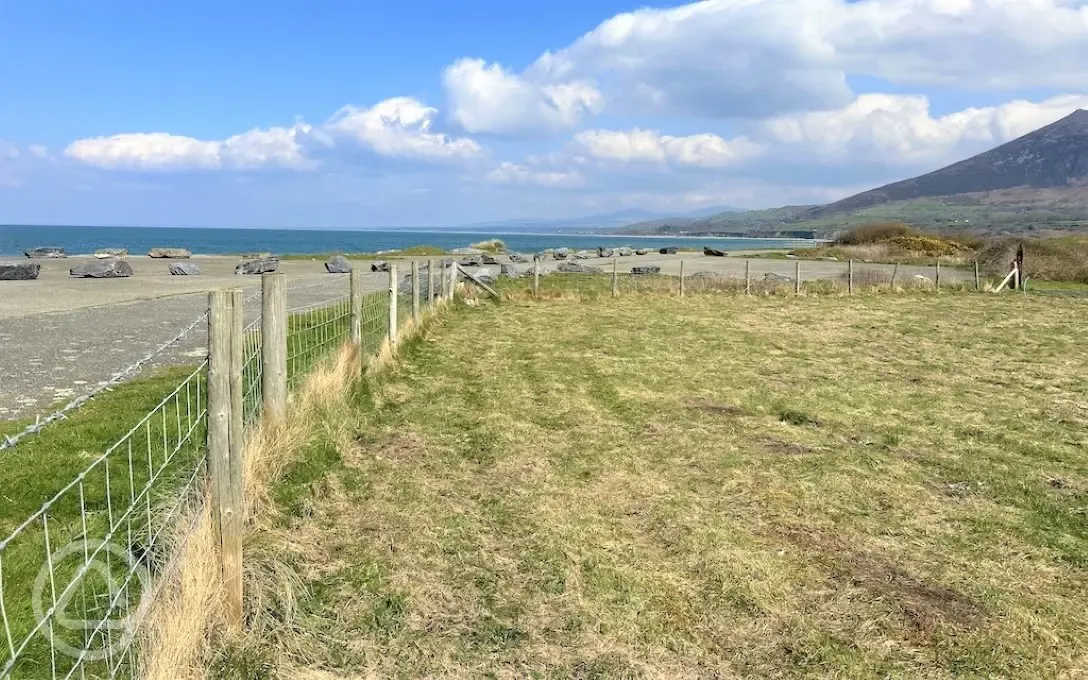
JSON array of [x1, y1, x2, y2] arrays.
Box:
[[508, 252, 530, 263], [635, 248, 650, 256], [553, 248, 570, 260], [481, 254, 499, 265], [533, 251, 550, 261], [557, 262, 602, 274], [598, 247, 614, 258], [660, 246, 679, 255], [25, 247, 65, 259], [500, 263, 521, 278], [616, 247, 635, 257], [459, 257, 482, 267], [764, 272, 792, 283], [70, 258, 134, 278], [631, 266, 662, 276], [148, 247, 192, 259], [235, 257, 279, 275], [169, 262, 202, 276], [0, 263, 40, 280], [704, 247, 727, 257], [573, 250, 593, 259], [325, 255, 352, 273], [95, 248, 128, 258], [371, 260, 390, 272]]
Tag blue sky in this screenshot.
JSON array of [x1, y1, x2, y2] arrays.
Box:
[[2, 0, 1087, 228]]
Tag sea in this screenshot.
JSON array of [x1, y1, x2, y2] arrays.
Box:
[[0, 225, 814, 257]]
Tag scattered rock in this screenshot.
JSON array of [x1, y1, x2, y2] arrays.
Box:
[[148, 247, 192, 259], [554, 247, 570, 260], [459, 257, 482, 267], [616, 247, 635, 257], [95, 248, 128, 258], [660, 246, 679, 255], [573, 250, 593, 259], [500, 263, 521, 278], [635, 248, 649, 256], [557, 262, 602, 274], [24, 247, 65, 259], [481, 254, 499, 265], [704, 247, 727, 257], [508, 252, 530, 263], [371, 260, 390, 272], [70, 258, 134, 278], [598, 247, 615, 258], [169, 262, 202, 276], [534, 251, 550, 261], [0, 263, 40, 280], [764, 272, 792, 283], [235, 257, 279, 275], [325, 255, 352, 273], [631, 266, 662, 275], [690, 271, 727, 279]]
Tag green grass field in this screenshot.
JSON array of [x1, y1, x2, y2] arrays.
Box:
[[244, 291, 1088, 678]]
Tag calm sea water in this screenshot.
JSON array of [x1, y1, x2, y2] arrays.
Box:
[[0, 225, 813, 257]]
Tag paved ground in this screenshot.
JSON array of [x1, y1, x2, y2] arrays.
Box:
[[0, 253, 965, 421]]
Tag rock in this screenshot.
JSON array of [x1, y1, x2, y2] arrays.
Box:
[[631, 266, 662, 275], [475, 271, 496, 284], [509, 252, 530, 263], [704, 247, 727, 257], [235, 257, 279, 275], [325, 255, 352, 273], [660, 246, 679, 255], [481, 254, 499, 265], [554, 247, 570, 260], [690, 271, 727, 279], [0, 263, 40, 280], [616, 247, 635, 257], [459, 257, 481, 267], [557, 262, 602, 274], [148, 247, 191, 259], [94, 248, 128, 258], [785, 254, 798, 259], [371, 260, 390, 272], [635, 248, 650, 256], [598, 247, 614, 258], [169, 262, 202, 276], [25, 247, 65, 259], [500, 263, 521, 278], [573, 250, 593, 259], [70, 258, 134, 278], [764, 272, 792, 283]]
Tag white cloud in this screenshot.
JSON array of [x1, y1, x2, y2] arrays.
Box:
[[27, 144, 49, 159], [324, 97, 481, 160], [762, 93, 1088, 164], [443, 58, 604, 135], [573, 128, 763, 167], [486, 161, 583, 187], [452, 0, 1088, 127]]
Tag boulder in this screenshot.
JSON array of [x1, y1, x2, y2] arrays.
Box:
[[616, 247, 635, 257], [371, 260, 390, 272], [557, 262, 602, 274], [660, 246, 679, 255], [235, 257, 279, 275], [508, 252, 530, 263], [764, 272, 792, 283], [533, 252, 550, 261], [573, 250, 593, 259], [500, 263, 521, 278], [0, 263, 40, 280], [553, 247, 570, 260], [70, 258, 134, 278], [169, 262, 202, 276], [94, 248, 128, 258], [325, 255, 352, 273], [474, 271, 497, 284], [635, 248, 650, 256], [631, 266, 662, 276], [148, 247, 192, 259], [25, 247, 65, 259], [704, 247, 727, 257], [481, 254, 499, 265], [459, 257, 482, 267], [598, 247, 614, 258]]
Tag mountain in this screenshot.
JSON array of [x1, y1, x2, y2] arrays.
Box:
[[621, 205, 820, 236], [798, 109, 1088, 221]]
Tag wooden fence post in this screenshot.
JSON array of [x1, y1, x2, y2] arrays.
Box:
[[261, 274, 287, 421], [226, 289, 244, 625], [448, 260, 457, 300], [534, 259, 540, 298], [679, 259, 685, 297], [974, 261, 980, 291], [794, 260, 801, 294], [891, 262, 900, 288], [207, 290, 243, 629], [388, 265, 398, 344], [935, 259, 941, 289], [350, 268, 362, 346], [745, 259, 751, 295], [611, 259, 618, 297], [848, 260, 854, 295], [412, 261, 421, 325], [428, 259, 436, 306]]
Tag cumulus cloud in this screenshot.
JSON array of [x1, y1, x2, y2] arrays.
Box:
[[448, 0, 1088, 129], [573, 128, 763, 168], [442, 58, 604, 135], [486, 161, 583, 187], [324, 97, 481, 160], [762, 93, 1088, 165]]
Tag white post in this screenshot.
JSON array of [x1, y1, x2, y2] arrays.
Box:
[[261, 274, 287, 420]]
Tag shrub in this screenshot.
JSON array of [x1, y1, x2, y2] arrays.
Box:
[[836, 222, 920, 245]]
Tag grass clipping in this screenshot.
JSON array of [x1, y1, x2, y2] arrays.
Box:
[[135, 331, 404, 679]]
